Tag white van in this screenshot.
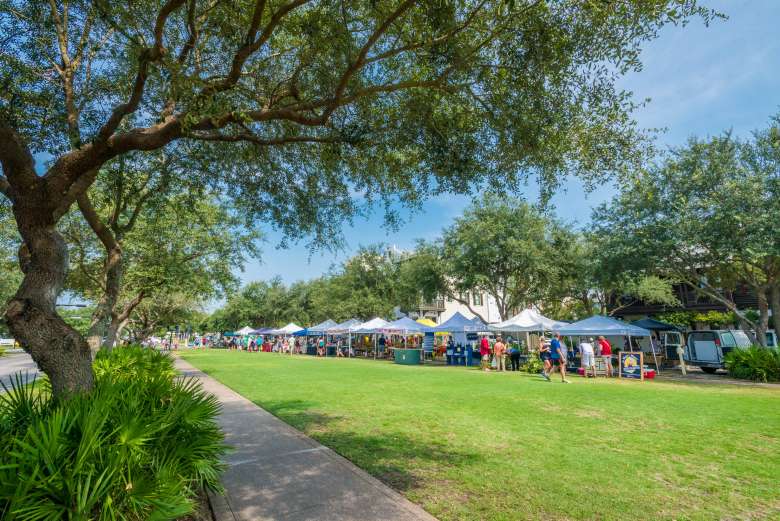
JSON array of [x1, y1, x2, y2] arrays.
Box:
[[685, 330, 752, 373]]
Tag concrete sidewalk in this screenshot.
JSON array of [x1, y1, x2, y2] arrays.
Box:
[[175, 358, 437, 521]]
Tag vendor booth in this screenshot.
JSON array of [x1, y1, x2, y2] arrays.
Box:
[[380, 317, 433, 364], [294, 319, 337, 355], [490, 309, 568, 359], [434, 312, 487, 366], [325, 318, 362, 356], [352, 317, 392, 357], [630, 318, 683, 364], [557, 315, 657, 377]]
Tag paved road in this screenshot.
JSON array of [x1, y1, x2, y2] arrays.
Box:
[[0, 352, 41, 390], [175, 357, 437, 521]]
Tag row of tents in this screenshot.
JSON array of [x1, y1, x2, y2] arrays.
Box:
[[228, 309, 661, 339]]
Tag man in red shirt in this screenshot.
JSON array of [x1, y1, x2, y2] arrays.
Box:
[[480, 335, 491, 371], [598, 336, 613, 377]]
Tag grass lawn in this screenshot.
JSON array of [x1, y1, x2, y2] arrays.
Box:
[[181, 350, 780, 521]]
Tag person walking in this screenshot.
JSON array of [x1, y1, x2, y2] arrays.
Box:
[[493, 336, 507, 372], [539, 336, 552, 381], [550, 333, 570, 383], [579, 337, 596, 378], [598, 335, 613, 377], [479, 334, 491, 371]]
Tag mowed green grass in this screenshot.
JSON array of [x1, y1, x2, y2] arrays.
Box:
[[181, 350, 780, 521]]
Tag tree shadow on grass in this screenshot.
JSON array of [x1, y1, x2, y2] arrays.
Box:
[[255, 398, 483, 493]]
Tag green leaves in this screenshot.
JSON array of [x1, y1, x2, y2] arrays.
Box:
[[0, 346, 226, 520]]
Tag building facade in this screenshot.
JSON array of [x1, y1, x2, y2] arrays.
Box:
[[407, 291, 502, 324]]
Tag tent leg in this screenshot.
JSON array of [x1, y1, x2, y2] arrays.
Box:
[[651, 341, 661, 374]]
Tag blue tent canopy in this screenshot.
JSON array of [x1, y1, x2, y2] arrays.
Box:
[[383, 317, 433, 333], [630, 318, 680, 331], [433, 312, 487, 332], [557, 315, 651, 337]]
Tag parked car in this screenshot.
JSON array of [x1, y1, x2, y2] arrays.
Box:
[[685, 330, 752, 373]]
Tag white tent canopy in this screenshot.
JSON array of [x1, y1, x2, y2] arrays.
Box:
[[270, 322, 304, 335], [236, 326, 255, 336], [353, 317, 391, 334], [326, 318, 361, 335], [490, 309, 567, 332]]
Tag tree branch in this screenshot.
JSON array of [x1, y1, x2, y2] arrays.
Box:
[[0, 118, 36, 192], [201, 0, 310, 96], [115, 290, 146, 324], [77, 191, 120, 253], [97, 0, 187, 141], [186, 130, 348, 146], [324, 0, 416, 119]]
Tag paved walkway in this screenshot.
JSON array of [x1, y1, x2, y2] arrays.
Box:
[[174, 357, 437, 521], [0, 352, 41, 389]]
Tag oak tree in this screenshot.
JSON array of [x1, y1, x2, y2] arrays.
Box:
[[0, 0, 713, 395]]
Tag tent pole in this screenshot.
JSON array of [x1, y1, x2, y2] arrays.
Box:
[[651, 334, 661, 374]]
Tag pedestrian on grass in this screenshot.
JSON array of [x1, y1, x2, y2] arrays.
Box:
[[480, 334, 491, 371], [549, 333, 570, 383], [493, 336, 507, 372], [579, 337, 596, 378], [598, 336, 613, 377], [539, 336, 552, 380]]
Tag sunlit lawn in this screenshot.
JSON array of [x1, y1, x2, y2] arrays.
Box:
[[181, 350, 780, 521]]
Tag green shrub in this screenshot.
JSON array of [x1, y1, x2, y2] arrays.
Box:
[[0, 346, 226, 520], [724, 346, 780, 382], [521, 354, 544, 374]]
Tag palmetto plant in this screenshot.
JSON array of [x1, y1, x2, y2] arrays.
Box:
[[724, 346, 780, 383], [0, 347, 226, 520]]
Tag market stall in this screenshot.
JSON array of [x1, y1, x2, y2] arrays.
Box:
[[433, 312, 487, 366], [557, 315, 656, 377], [380, 317, 433, 364], [293, 319, 337, 354], [352, 317, 392, 357], [325, 318, 362, 356], [490, 309, 568, 356], [630, 318, 683, 363]]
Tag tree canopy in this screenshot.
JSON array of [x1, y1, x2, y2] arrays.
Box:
[[0, 0, 716, 396], [593, 116, 780, 344]]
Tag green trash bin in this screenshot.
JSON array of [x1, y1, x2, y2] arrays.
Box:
[[394, 348, 422, 365]]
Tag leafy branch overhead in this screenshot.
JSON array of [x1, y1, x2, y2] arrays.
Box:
[[1, 0, 718, 236]]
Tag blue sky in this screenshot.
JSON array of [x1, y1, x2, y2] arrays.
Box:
[[242, 0, 780, 287]]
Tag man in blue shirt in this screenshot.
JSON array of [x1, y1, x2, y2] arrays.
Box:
[[549, 333, 570, 383]]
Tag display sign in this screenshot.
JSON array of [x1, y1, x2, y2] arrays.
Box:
[[619, 351, 644, 380]]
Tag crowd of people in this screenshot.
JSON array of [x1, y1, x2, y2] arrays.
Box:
[[475, 333, 615, 382]]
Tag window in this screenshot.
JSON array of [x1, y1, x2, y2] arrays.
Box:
[[459, 291, 469, 302], [472, 292, 483, 306]]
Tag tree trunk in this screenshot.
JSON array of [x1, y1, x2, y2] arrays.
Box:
[[4, 221, 94, 397], [86, 297, 110, 354], [770, 284, 780, 338], [105, 291, 145, 348], [755, 286, 769, 347], [88, 244, 124, 353]]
